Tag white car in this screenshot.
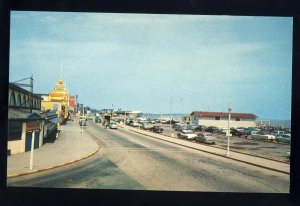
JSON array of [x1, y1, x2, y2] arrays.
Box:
[[131, 122, 140, 127], [251, 132, 276, 141], [109, 122, 118, 129], [177, 130, 197, 140]]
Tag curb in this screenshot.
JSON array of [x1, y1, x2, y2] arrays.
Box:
[[7, 144, 100, 178]]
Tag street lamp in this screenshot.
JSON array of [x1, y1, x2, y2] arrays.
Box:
[[81, 105, 84, 133], [226, 105, 232, 157], [169, 97, 173, 131]]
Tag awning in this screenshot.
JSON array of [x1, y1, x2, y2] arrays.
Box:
[[49, 117, 61, 124]]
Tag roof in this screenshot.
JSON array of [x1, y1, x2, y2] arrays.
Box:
[[9, 83, 43, 99], [191, 111, 257, 119], [8, 108, 44, 121]]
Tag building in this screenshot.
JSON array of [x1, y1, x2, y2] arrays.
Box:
[[68, 95, 77, 119], [190, 111, 257, 128], [7, 83, 44, 154], [8, 82, 60, 155], [41, 79, 69, 125], [118, 110, 142, 118]]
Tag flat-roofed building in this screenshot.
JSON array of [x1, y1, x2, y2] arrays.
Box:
[[190, 111, 257, 128]]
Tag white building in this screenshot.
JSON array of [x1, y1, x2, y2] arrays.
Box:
[[190, 111, 257, 128]]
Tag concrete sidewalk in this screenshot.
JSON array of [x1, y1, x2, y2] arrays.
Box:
[[7, 120, 99, 178], [119, 124, 290, 175]]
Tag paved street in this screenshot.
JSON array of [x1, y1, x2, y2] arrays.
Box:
[[7, 120, 289, 192]]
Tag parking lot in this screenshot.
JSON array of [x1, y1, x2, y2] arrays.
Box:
[[146, 124, 290, 163]]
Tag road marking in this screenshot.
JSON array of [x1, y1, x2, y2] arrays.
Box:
[[127, 138, 149, 148]]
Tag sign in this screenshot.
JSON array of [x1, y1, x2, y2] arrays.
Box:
[[26, 121, 40, 131]]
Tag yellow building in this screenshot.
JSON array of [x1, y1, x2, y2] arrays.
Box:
[[41, 79, 69, 125]]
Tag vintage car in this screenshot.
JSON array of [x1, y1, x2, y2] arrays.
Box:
[[275, 134, 291, 144], [177, 130, 197, 140], [150, 126, 163, 133], [109, 122, 118, 129], [194, 132, 216, 144], [250, 131, 276, 141]]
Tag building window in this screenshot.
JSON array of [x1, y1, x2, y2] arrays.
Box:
[[236, 118, 241, 121], [16, 94, 21, 107], [37, 100, 41, 109], [215, 117, 221, 120], [22, 96, 26, 108], [9, 92, 16, 106], [8, 121, 23, 141]]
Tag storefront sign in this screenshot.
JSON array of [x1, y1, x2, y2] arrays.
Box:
[[26, 121, 40, 131]]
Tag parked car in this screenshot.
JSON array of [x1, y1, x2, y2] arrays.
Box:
[[275, 134, 291, 144], [194, 125, 206, 132], [141, 122, 154, 130], [243, 128, 256, 135], [271, 131, 285, 137], [147, 119, 156, 124], [131, 121, 140, 127], [186, 124, 198, 131], [230, 128, 243, 136], [172, 123, 185, 130], [251, 131, 276, 141], [250, 130, 260, 135], [150, 126, 163, 133], [205, 126, 218, 133], [195, 132, 216, 144], [177, 130, 197, 140], [109, 122, 118, 129], [165, 120, 179, 124]]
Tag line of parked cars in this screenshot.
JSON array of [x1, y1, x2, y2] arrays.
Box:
[[125, 118, 164, 133], [172, 123, 291, 144]]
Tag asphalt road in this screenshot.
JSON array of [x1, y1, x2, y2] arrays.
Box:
[[8, 121, 289, 192]]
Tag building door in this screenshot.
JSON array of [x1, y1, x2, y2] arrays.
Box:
[[25, 131, 40, 152]]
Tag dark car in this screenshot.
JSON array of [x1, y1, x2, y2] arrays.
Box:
[[151, 126, 163, 133], [194, 125, 206, 132], [230, 128, 243, 136], [205, 126, 218, 133], [164, 120, 179, 124]]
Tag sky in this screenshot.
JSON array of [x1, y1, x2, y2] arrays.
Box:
[[9, 11, 293, 120]]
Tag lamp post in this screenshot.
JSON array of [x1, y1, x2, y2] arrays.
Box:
[[124, 108, 126, 124], [226, 105, 232, 157], [169, 97, 173, 130], [81, 105, 84, 133]]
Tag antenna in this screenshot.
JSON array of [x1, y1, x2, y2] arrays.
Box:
[[60, 63, 63, 79]]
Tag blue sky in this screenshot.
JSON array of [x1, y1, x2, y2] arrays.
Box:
[[9, 11, 292, 120]]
